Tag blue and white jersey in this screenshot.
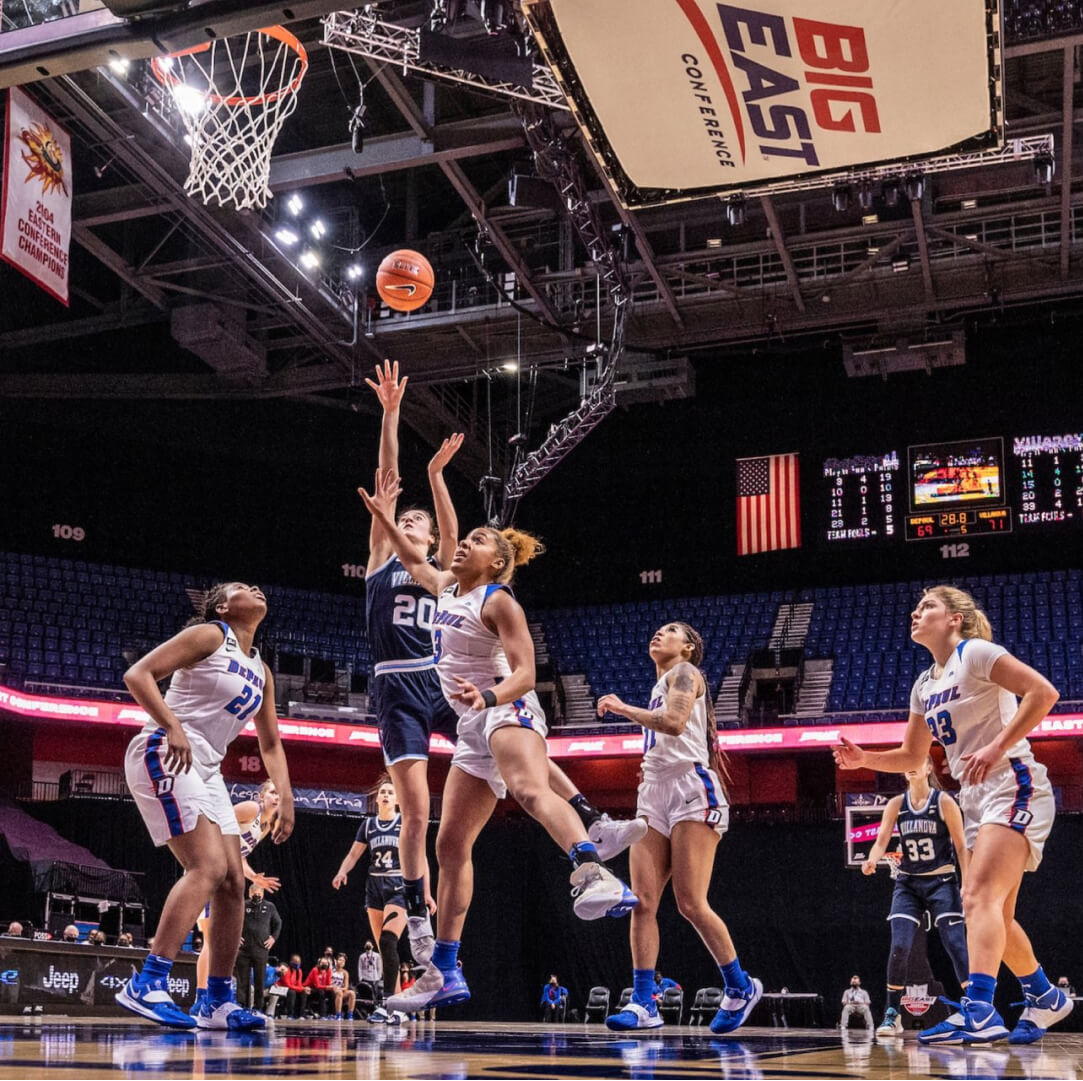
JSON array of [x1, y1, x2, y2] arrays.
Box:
[[365, 555, 439, 674], [153, 621, 265, 771], [896, 789, 956, 875], [641, 670, 712, 782], [356, 813, 402, 878], [431, 583, 516, 715], [910, 638, 1035, 785], [238, 810, 263, 858]]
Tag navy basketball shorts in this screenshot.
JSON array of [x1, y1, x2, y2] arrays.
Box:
[[373, 667, 459, 765], [888, 872, 963, 928], [365, 874, 407, 912]]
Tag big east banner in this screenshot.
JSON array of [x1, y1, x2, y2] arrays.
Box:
[[1, 87, 72, 304], [526, 0, 1001, 207]]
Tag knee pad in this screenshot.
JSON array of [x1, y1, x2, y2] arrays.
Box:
[[379, 930, 400, 994]]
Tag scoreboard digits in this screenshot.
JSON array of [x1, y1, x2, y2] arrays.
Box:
[[824, 451, 900, 543], [1013, 433, 1083, 525]]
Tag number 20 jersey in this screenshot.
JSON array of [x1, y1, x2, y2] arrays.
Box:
[[909, 637, 1035, 784], [365, 555, 436, 668]]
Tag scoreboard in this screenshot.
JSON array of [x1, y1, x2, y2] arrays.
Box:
[[822, 431, 1081, 546]]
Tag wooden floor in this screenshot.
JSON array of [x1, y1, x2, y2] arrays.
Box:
[[0, 1018, 1080, 1079]]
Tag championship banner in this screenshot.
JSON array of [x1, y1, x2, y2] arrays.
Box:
[[1, 86, 72, 304], [525, 0, 1001, 207]]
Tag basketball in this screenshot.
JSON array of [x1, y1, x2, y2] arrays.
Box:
[[376, 249, 434, 312]]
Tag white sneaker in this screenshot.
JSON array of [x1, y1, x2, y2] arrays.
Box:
[[386, 1009, 409, 1025], [589, 814, 648, 861], [387, 961, 470, 1013], [876, 1007, 903, 1037], [367, 1007, 390, 1024], [569, 862, 638, 920], [407, 915, 434, 965]]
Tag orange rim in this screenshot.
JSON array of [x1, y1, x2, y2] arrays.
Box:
[[150, 25, 308, 108]]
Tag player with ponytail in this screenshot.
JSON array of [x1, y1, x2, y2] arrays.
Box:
[[595, 621, 762, 1034], [359, 468, 637, 1014]]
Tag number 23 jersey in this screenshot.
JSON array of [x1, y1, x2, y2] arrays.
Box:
[[909, 637, 1034, 784]]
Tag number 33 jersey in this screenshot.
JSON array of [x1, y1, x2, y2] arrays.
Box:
[[896, 789, 955, 874], [909, 637, 1034, 784], [158, 620, 266, 770]]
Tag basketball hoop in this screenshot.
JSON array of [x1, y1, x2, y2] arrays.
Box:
[[885, 850, 903, 879], [151, 25, 308, 210]]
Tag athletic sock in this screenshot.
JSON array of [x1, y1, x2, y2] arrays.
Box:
[[431, 939, 460, 974], [403, 876, 427, 919], [886, 986, 903, 1011], [966, 972, 997, 1005], [141, 954, 173, 984], [633, 968, 655, 1007], [1018, 967, 1054, 1000], [568, 841, 601, 868], [569, 793, 602, 830], [720, 957, 752, 995], [208, 976, 232, 1007]]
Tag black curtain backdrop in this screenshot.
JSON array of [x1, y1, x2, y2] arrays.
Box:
[[9, 800, 1083, 1023]]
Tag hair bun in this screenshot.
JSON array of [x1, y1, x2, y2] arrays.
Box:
[[500, 528, 546, 567]]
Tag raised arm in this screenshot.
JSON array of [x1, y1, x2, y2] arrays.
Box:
[[861, 796, 902, 874], [250, 671, 294, 845], [427, 433, 464, 570], [365, 360, 408, 573], [124, 623, 227, 774], [833, 712, 933, 776], [358, 468, 453, 596], [596, 662, 704, 737]]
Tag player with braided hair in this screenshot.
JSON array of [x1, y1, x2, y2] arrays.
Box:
[[597, 621, 762, 1035], [358, 468, 637, 1014]]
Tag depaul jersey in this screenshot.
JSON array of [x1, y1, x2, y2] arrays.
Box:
[[909, 638, 1034, 784], [431, 583, 516, 716], [365, 555, 439, 671], [155, 622, 265, 770], [896, 788, 956, 875], [641, 669, 713, 782], [238, 809, 262, 858], [356, 813, 402, 878]]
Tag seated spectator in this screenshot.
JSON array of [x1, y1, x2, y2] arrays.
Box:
[[2, 922, 23, 937], [1057, 976, 1076, 997], [276, 956, 306, 1020], [331, 953, 357, 1020], [653, 971, 680, 998], [115, 933, 134, 948], [61, 925, 80, 943], [305, 957, 335, 1018], [840, 975, 874, 1030], [87, 930, 107, 947], [540, 974, 568, 1022]]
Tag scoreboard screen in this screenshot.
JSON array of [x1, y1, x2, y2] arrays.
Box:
[[908, 436, 1005, 513], [1012, 433, 1083, 527], [823, 451, 901, 543]]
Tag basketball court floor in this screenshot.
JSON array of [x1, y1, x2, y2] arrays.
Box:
[[0, 1018, 1079, 1079]]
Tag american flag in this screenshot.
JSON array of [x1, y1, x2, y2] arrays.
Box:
[[736, 453, 801, 556]]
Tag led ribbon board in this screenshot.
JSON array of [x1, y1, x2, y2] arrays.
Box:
[[525, 0, 1002, 207]]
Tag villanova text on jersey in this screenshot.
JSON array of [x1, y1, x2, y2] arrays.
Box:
[[897, 791, 955, 875]]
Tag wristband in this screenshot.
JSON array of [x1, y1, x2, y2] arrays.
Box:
[[481, 688, 498, 709]]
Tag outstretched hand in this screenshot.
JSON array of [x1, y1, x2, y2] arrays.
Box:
[[428, 432, 465, 474], [832, 736, 866, 770], [358, 468, 402, 520], [596, 693, 629, 719], [365, 359, 408, 412]]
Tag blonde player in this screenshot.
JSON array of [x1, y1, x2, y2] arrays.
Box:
[[117, 583, 294, 1031], [835, 585, 1071, 1045], [597, 622, 762, 1035], [358, 468, 637, 1013]]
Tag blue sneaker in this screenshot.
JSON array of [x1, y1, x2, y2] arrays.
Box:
[[959, 998, 1009, 1044], [194, 996, 266, 1031], [569, 863, 639, 919], [386, 961, 470, 1013], [116, 973, 198, 1030], [605, 1000, 663, 1032], [1009, 987, 1073, 1044], [917, 998, 966, 1044], [710, 977, 763, 1035], [189, 988, 208, 1019]]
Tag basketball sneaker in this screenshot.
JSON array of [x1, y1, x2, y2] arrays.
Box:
[[917, 999, 967, 1044], [407, 914, 435, 965], [189, 988, 208, 1019], [588, 815, 648, 862], [569, 863, 638, 919], [193, 996, 266, 1032], [1009, 986, 1073, 1044], [709, 977, 763, 1035], [605, 1000, 664, 1031], [386, 961, 470, 1013], [876, 1007, 903, 1037], [959, 998, 1010, 1044], [115, 972, 198, 1030], [367, 1007, 390, 1023], [386, 1010, 409, 1025]]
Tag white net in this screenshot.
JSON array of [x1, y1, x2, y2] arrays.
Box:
[[152, 26, 308, 211]]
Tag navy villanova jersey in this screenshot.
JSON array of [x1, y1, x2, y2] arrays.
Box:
[[365, 555, 438, 665], [896, 789, 956, 875], [356, 814, 402, 878]]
